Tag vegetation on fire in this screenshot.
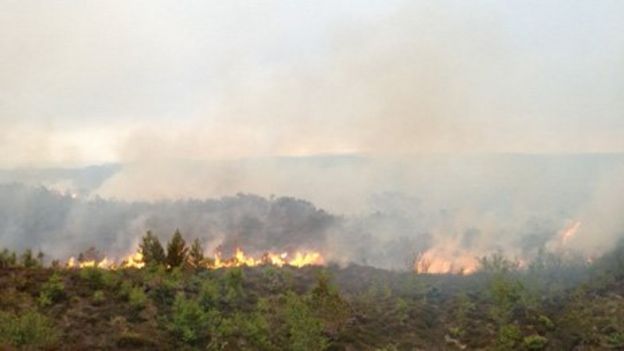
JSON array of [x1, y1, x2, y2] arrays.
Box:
[[0, 230, 623, 350]]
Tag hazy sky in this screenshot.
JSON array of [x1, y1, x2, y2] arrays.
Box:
[[1, 0, 623, 167]]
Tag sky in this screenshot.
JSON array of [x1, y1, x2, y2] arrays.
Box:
[[1, 0, 623, 167]]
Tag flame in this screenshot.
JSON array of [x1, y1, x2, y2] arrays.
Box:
[[65, 257, 113, 269], [546, 220, 582, 252], [415, 247, 479, 275], [121, 252, 145, 269], [209, 248, 323, 269], [559, 221, 581, 245], [64, 248, 321, 270]]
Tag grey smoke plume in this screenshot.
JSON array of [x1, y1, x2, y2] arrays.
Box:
[[1, 1, 623, 167], [0, 2, 623, 268], [1, 154, 623, 270]]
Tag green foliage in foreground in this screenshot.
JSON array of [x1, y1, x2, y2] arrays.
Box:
[[0, 241, 623, 350], [0, 310, 59, 348], [38, 272, 65, 307]]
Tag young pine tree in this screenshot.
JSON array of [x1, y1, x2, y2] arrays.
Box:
[[139, 231, 166, 266], [166, 229, 188, 268], [189, 239, 204, 268], [0, 249, 17, 268], [21, 249, 41, 268]]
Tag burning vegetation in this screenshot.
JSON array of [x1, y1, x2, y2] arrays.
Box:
[[1, 238, 623, 350], [0, 190, 622, 350], [63, 230, 325, 271]]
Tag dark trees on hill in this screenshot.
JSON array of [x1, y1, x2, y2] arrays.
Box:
[[167, 229, 188, 268], [139, 231, 166, 266]]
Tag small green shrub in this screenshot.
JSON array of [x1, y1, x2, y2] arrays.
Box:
[[170, 293, 214, 344], [80, 267, 105, 289], [0, 310, 59, 348], [538, 315, 554, 331], [606, 332, 624, 349], [210, 311, 272, 350], [128, 287, 147, 311], [448, 326, 463, 338], [148, 275, 179, 306], [496, 324, 521, 350], [37, 293, 53, 308], [199, 279, 220, 309], [0, 249, 17, 268], [310, 271, 349, 333], [101, 270, 120, 289], [223, 267, 245, 303], [118, 280, 133, 300], [284, 292, 328, 351], [523, 334, 549, 350], [93, 290, 106, 305], [20, 249, 42, 268], [38, 273, 65, 307]]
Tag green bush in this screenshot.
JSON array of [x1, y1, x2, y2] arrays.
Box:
[[496, 324, 521, 350], [38, 272, 65, 307], [118, 280, 133, 300], [80, 267, 105, 289], [310, 271, 350, 333], [223, 268, 245, 305], [0, 249, 17, 268], [20, 249, 42, 268], [0, 310, 59, 348], [284, 292, 328, 351], [101, 270, 120, 289], [537, 315, 554, 331], [606, 332, 624, 349], [488, 274, 523, 324], [170, 293, 214, 344], [93, 290, 106, 305], [210, 311, 273, 351], [147, 272, 180, 306], [523, 335, 548, 350], [199, 279, 220, 309], [128, 286, 147, 311]]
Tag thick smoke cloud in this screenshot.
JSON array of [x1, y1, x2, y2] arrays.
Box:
[[1, 2, 624, 268], [2, 154, 623, 270], [0, 184, 335, 261], [1, 1, 623, 167]]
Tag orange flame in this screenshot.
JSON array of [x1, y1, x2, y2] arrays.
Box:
[[546, 220, 582, 252], [122, 252, 145, 269], [414, 247, 479, 275], [64, 248, 322, 270], [560, 221, 581, 245], [209, 248, 323, 269]]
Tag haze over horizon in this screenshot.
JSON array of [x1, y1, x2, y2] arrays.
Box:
[[1, 1, 624, 268], [1, 0, 623, 169]]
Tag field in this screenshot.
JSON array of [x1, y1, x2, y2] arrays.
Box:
[[1, 242, 623, 351]]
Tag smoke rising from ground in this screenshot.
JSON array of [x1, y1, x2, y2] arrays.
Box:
[[1, 154, 623, 270], [1, 2, 624, 267]]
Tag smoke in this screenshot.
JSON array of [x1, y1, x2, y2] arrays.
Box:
[[567, 165, 624, 254], [0, 184, 335, 260], [2, 1, 623, 168], [1, 2, 624, 268], [1, 154, 623, 270]]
